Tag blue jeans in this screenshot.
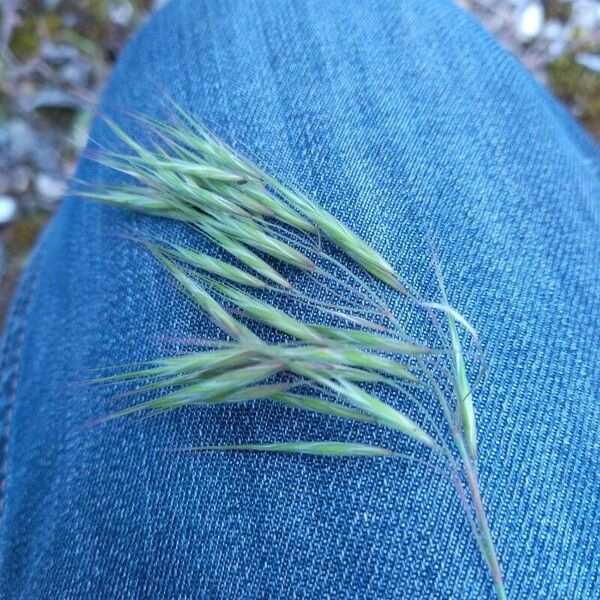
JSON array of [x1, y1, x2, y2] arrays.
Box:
[[1, 1, 598, 597]]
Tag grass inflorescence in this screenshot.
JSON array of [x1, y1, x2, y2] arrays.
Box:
[[81, 102, 506, 599]]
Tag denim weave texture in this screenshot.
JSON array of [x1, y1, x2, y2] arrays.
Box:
[[0, 0, 599, 598]]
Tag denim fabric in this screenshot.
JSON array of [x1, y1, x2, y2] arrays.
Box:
[[1, 0, 599, 598]]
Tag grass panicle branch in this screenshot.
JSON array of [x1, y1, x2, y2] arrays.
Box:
[[82, 104, 505, 599]]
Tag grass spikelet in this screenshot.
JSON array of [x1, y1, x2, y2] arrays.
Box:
[[113, 362, 284, 416], [283, 197, 405, 292], [203, 226, 291, 288], [204, 279, 326, 345], [178, 441, 397, 457], [269, 392, 377, 423], [77, 187, 178, 217], [318, 378, 435, 448], [150, 247, 249, 339], [238, 182, 316, 233], [159, 243, 266, 288], [208, 216, 315, 270], [124, 155, 247, 183], [84, 107, 506, 599], [308, 325, 431, 355], [278, 345, 421, 384]]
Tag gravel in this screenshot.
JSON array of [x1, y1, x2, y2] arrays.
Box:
[[0, 196, 18, 226]]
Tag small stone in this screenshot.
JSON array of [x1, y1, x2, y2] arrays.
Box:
[[544, 20, 567, 59], [109, 1, 134, 26], [576, 52, 600, 73], [518, 2, 545, 41], [548, 38, 568, 60], [12, 167, 32, 194], [543, 19, 564, 40], [6, 121, 35, 161], [35, 174, 66, 202], [41, 40, 78, 65], [571, 0, 600, 30], [29, 88, 82, 111], [62, 12, 77, 28], [30, 138, 60, 173], [0, 196, 17, 225], [60, 61, 92, 87]]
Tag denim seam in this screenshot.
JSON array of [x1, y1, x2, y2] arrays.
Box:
[[0, 249, 44, 519]]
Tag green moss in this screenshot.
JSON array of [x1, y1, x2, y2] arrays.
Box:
[[1, 211, 51, 328], [8, 15, 40, 60], [546, 0, 572, 22], [548, 46, 600, 140], [4, 212, 50, 255], [0, 93, 8, 122], [44, 13, 65, 39]]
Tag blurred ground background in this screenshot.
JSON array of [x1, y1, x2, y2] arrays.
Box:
[[0, 0, 599, 327]]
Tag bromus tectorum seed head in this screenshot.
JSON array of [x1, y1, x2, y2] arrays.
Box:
[[81, 102, 506, 599]]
